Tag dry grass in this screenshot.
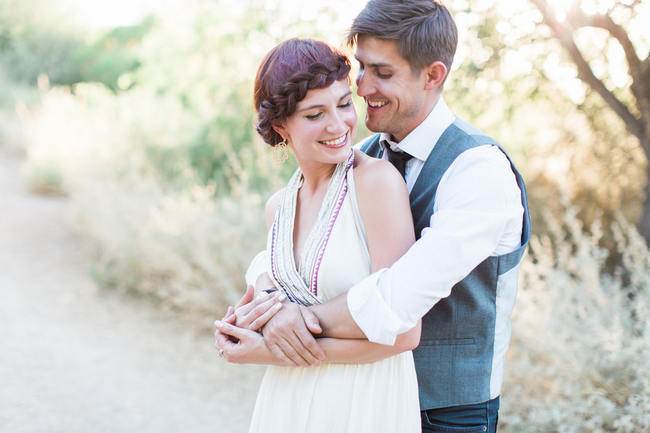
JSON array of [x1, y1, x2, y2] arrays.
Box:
[[19, 84, 268, 323], [502, 205, 650, 433]]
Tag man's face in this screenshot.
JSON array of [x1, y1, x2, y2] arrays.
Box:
[[354, 36, 428, 142]]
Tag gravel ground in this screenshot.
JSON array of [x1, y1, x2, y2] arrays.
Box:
[[0, 149, 264, 433]]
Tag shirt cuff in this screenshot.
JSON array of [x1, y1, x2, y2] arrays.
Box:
[[244, 251, 268, 288], [346, 269, 403, 346]]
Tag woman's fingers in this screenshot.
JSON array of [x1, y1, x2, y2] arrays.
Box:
[[214, 320, 267, 364], [237, 290, 283, 316], [248, 302, 284, 331], [215, 320, 251, 341], [234, 285, 255, 309], [223, 306, 236, 323], [236, 291, 285, 329]]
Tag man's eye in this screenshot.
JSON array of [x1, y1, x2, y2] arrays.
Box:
[[377, 71, 392, 79]]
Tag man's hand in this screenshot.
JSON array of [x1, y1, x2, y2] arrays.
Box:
[[262, 302, 325, 367]]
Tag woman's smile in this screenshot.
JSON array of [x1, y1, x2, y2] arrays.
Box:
[[319, 130, 349, 148]]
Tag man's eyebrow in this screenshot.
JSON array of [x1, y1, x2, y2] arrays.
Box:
[[354, 56, 392, 69], [368, 62, 392, 68], [296, 91, 353, 113]]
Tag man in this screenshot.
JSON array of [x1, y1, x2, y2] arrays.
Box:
[[218, 1, 530, 431]]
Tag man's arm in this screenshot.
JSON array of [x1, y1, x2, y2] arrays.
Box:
[[263, 146, 523, 349], [308, 294, 366, 338], [347, 145, 524, 344]]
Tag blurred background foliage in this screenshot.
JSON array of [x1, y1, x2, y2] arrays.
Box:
[[1, 0, 649, 430]]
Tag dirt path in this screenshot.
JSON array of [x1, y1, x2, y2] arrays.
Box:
[[0, 149, 264, 433]]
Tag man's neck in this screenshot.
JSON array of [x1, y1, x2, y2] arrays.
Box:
[[392, 92, 441, 143]]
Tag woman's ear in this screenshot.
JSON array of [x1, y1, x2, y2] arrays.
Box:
[[423, 61, 448, 91], [272, 123, 288, 142]]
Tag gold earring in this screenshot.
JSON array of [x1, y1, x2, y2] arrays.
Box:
[[274, 138, 289, 163]]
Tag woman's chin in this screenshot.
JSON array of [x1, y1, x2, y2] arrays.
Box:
[[325, 144, 352, 163]]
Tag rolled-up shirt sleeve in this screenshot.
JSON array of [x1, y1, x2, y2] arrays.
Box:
[[346, 269, 403, 345], [347, 145, 524, 345]]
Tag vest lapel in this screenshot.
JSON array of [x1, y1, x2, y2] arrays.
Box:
[[359, 133, 382, 158]]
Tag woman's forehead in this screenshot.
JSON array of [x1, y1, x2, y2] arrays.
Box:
[[296, 80, 351, 110]]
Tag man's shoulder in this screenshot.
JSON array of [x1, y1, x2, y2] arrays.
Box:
[[353, 133, 381, 152], [448, 118, 498, 147]]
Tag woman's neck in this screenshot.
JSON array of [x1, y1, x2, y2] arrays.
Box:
[[297, 160, 337, 195]]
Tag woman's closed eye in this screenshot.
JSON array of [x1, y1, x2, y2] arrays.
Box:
[[338, 100, 353, 109]]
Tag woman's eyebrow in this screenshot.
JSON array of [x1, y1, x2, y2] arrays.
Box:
[[297, 91, 353, 112]]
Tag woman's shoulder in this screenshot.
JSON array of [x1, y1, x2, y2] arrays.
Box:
[[264, 188, 285, 228], [353, 149, 405, 193]]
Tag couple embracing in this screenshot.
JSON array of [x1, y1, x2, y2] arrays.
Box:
[[214, 1, 531, 432]]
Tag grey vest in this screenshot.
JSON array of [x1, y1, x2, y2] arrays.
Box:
[[361, 119, 531, 410]]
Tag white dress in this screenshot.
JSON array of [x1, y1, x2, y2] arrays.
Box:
[[248, 152, 420, 433]]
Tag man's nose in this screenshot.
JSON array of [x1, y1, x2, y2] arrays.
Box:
[[356, 70, 373, 97]]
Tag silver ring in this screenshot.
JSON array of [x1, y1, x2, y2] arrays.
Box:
[[217, 348, 224, 358]]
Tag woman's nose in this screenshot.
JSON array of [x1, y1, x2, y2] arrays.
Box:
[[326, 111, 346, 134]]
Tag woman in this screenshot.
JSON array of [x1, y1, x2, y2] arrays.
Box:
[[215, 38, 421, 433]]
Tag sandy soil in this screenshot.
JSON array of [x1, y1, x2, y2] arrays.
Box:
[[0, 149, 264, 433]]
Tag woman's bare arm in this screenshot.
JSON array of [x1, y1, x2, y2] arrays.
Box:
[[308, 153, 420, 363]]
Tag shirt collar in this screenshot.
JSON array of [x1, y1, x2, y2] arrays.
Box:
[[379, 96, 456, 161]]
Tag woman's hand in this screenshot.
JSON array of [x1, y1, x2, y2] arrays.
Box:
[[233, 290, 285, 331], [214, 320, 292, 366], [223, 286, 286, 331]]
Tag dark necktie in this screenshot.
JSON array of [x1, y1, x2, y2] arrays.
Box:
[[384, 142, 413, 178]]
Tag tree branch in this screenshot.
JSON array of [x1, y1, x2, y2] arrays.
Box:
[[530, 0, 646, 145], [567, 11, 642, 78]]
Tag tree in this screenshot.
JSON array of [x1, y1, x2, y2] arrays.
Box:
[[529, 0, 650, 243]]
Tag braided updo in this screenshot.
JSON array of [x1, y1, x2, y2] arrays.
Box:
[[254, 39, 351, 146]]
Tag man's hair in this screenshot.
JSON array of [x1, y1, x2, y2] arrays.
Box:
[[347, 0, 458, 74]]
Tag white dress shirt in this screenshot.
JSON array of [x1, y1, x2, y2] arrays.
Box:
[[246, 97, 524, 346], [346, 97, 524, 345]]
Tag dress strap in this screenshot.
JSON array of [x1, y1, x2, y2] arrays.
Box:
[[269, 151, 355, 305]]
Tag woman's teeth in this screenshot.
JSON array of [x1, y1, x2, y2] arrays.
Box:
[[321, 132, 347, 147]]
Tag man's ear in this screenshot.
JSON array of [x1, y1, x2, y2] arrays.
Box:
[[423, 61, 448, 91]]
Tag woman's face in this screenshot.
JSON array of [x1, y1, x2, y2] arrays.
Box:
[[277, 79, 357, 168]]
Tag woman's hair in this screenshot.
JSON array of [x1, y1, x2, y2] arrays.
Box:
[[254, 38, 351, 146]]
